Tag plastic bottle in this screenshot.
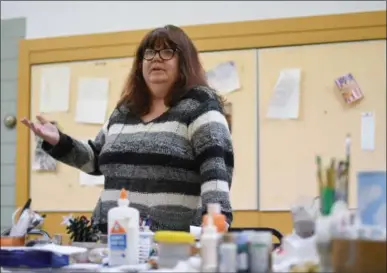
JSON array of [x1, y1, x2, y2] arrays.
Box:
[[108, 188, 140, 266], [200, 214, 218, 272], [202, 203, 227, 233], [218, 233, 238, 273], [249, 231, 272, 273]]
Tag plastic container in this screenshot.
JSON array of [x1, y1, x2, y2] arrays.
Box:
[[249, 231, 273, 273], [139, 226, 154, 264], [218, 233, 237, 273], [202, 203, 227, 233], [0, 249, 69, 268], [154, 231, 195, 269], [108, 188, 140, 266], [0, 236, 25, 247], [200, 215, 218, 272]]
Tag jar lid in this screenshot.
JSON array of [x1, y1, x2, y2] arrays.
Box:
[[154, 231, 194, 244]]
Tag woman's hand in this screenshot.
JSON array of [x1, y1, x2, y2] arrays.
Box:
[[21, 115, 60, 146]]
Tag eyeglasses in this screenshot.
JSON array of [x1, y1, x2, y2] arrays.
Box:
[[143, 48, 176, 61]]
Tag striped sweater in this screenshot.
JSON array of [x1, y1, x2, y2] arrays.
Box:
[[42, 86, 234, 231]]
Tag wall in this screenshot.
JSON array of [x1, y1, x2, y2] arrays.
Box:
[[1, 1, 385, 39], [1, 17, 26, 230]]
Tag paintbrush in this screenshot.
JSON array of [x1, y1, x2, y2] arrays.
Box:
[[316, 156, 324, 189], [330, 158, 336, 189], [341, 134, 351, 203]]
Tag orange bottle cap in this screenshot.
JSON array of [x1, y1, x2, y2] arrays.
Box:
[[120, 188, 127, 199]]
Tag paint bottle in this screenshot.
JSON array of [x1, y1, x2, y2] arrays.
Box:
[[218, 233, 238, 273], [249, 231, 272, 273], [108, 188, 139, 266], [202, 203, 227, 233]]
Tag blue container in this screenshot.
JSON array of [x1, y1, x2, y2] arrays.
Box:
[[0, 249, 69, 268]]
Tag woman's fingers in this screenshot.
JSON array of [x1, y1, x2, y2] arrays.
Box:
[[20, 117, 42, 136], [36, 114, 49, 124], [20, 118, 34, 130]]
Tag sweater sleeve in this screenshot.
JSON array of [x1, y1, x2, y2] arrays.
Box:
[[188, 96, 234, 225], [41, 121, 108, 176]]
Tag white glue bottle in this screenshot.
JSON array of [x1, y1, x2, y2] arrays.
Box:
[[108, 188, 140, 266], [200, 214, 218, 272]]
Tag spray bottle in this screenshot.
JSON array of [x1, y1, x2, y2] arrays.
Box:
[[200, 214, 218, 272], [108, 188, 139, 266]]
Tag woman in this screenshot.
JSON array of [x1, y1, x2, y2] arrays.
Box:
[[21, 25, 234, 232]]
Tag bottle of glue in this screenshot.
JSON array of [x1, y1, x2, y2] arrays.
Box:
[[108, 188, 140, 266], [202, 203, 227, 233], [200, 214, 218, 272]]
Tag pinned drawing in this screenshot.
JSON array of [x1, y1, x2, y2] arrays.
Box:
[[32, 121, 58, 172], [335, 73, 364, 105], [206, 61, 241, 95]]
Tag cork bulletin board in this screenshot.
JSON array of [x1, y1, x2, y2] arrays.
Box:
[[258, 40, 386, 210], [29, 49, 258, 211], [30, 57, 133, 211]]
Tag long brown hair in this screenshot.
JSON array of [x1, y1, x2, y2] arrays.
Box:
[[117, 25, 223, 116]]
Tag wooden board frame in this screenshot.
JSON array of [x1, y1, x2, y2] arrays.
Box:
[[16, 11, 386, 234]]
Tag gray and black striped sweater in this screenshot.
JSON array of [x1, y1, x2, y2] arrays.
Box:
[[42, 86, 234, 231]]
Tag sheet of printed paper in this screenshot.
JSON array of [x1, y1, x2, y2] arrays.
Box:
[[206, 61, 241, 95], [361, 112, 375, 151], [39, 66, 71, 113], [79, 171, 105, 186], [266, 68, 301, 119], [75, 77, 109, 124]]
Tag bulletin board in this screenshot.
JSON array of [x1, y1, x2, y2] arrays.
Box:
[[258, 40, 386, 210], [201, 49, 258, 210], [29, 49, 258, 211], [30, 57, 134, 211]]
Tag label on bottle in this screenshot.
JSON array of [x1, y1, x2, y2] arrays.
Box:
[[109, 219, 128, 265]]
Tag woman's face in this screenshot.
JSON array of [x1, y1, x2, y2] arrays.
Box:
[[142, 43, 179, 98]]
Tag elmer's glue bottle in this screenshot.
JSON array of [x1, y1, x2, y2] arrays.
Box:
[[108, 188, 140, 266], [202, 203, 227, 233]]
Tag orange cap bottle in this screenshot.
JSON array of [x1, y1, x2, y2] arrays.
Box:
[[202, 203, 227, 233]]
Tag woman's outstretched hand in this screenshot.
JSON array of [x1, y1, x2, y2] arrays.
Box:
[[21, 115, 60, 146]]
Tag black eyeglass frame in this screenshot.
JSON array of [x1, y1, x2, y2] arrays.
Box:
[[143, 48, 178, 61]]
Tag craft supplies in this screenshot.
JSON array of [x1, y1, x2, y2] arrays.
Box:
[[108, 188, 140, 266], [139, 226, 154, 264], [335, 134, 351, 203], [236, 232, 249, 273], [0, 236, 26, 247], [9, 199, 33, 237], [0, 244, 86, 268], [291, 197, 318, 238], [249, 231, 273, 273], [154, 231, 195, 269], [316, 134, 352, 216], [66, 216, 100, 243], [315, 216, 333, 272], [202, 203, 227, 233], [200, 214, 218, 272], [218, 233, 238, 273]]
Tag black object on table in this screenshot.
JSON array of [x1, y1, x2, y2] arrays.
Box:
[[228, 227, 283, 249]]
